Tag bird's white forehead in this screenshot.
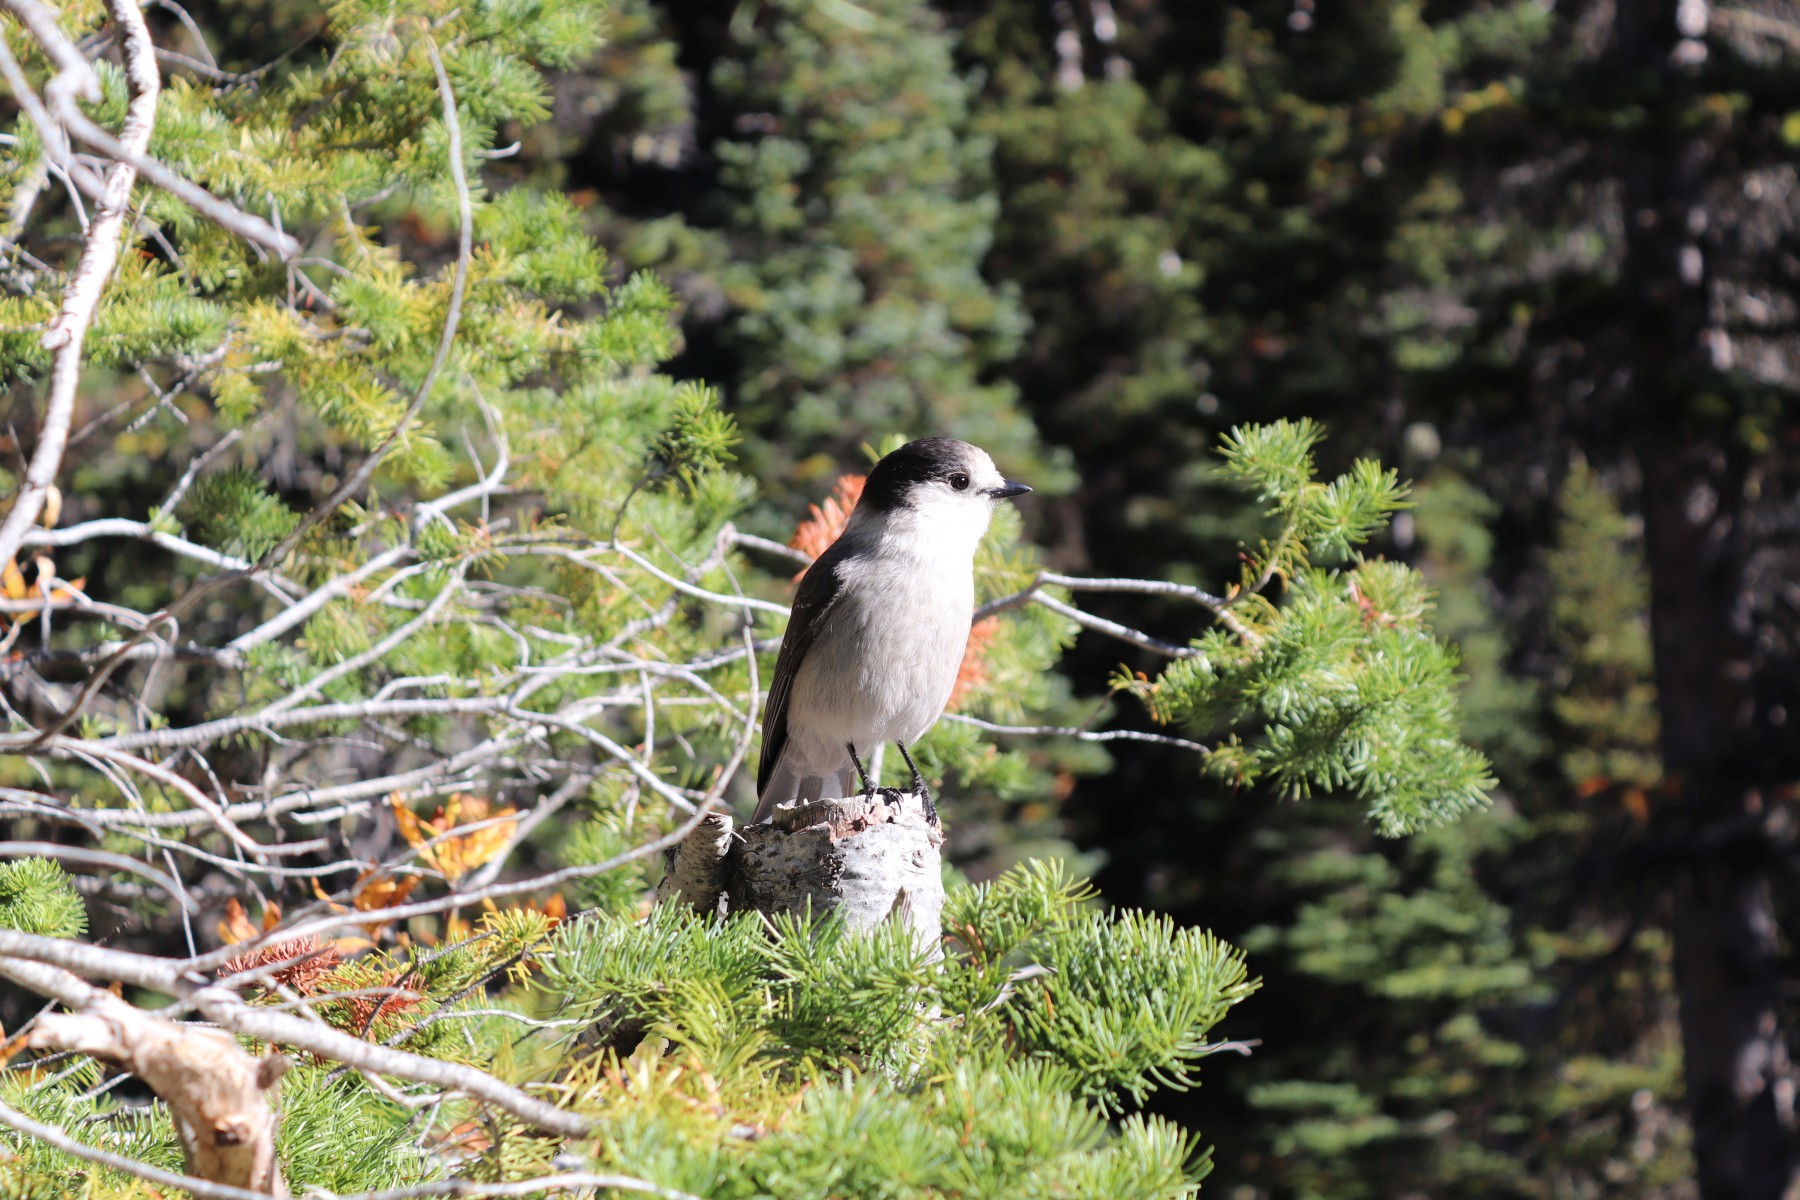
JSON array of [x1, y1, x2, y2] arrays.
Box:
[[962, 447, 1002, 483]]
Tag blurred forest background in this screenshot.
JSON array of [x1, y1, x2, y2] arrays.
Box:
[[5, 0, 1800, 1197], [541, 0, 1800, 1194]]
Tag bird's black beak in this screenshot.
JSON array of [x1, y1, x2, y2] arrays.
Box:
[[987, 480, 1032, 500]]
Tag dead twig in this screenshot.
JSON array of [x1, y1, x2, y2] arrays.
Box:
[[0, 0, 160, 573]]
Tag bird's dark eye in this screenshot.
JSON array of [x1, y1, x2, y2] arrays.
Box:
[[949, 472, 971, 491]]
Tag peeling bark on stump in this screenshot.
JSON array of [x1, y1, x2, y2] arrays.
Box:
[[654, 810, 733, 916], [657, 789, 944, 950]]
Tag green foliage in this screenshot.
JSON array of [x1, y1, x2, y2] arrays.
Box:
[[560, 795, 667, 916], [538, 862, 1249, 1198], [0, 858, 88, 939], [1216, 420, 1410, 564], [1122, 423, 1493, 835], [270, 1070, 435, 1192], [591, 0, 1066, 507], [181, 467, 300, 561], [1545, 461, 1661, 791], [1217, 452, 1690, 1200], [945, 865, 1256, 1111], [0, 1060, 182, 1198]]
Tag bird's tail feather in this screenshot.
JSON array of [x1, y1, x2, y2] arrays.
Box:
[[751, 759, 858, 824]]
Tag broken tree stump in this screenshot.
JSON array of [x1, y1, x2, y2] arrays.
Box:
[[658, 788, 944, 950]]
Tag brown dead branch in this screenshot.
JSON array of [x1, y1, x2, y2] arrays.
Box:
[[6, 957, 289, 1195]]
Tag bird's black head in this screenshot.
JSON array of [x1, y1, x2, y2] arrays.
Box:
[[858, 438, 1030, 514]]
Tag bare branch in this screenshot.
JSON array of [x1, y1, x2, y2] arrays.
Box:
[[725, 524, 813, 567], [260, 562, 469, 715], [23, 515, 274, 576], [46, 739, 270, 859], [1038, 570, 1232, 612], [0, 0, 160, 573], [0, 934, 592, 1138], [547, 540, 791, 618], [171, 790, 736, 978], [977, 568, 1255, 644], [0, 840, 197, 910], [11, 959, 288, 1195], [228, 544, 413, 653], [1017, 589, 1199, 659], [942, 712, 1210, 754]]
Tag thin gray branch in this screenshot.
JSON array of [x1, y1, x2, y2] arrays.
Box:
[[0, 937, 592, 1138], [1024, 590, 1199, 659], [0, 841, 196, 910], [0, 0, 159, 574], [23, 515, 264, 575], [725, 525, 812, 567], [1038, 570, 1230, 612], [942, 713, 1209, 754]]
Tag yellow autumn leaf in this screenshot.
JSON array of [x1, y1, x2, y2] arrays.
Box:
[[353, 871, 420, 912], [0, 555, 86, 628], [216, 897, 279, 945], [389, 792, 516, 881]]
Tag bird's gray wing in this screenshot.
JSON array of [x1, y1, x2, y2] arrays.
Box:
[[756, 540, 853, 802]]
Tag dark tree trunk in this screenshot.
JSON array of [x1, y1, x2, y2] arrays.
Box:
[[1641, 443, 1798, 1200], [1618, 4, 1800, 1195]]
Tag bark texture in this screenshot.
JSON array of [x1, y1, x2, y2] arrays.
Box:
[[654, 810, 734, 915], [26, 987, 289, 1196], [1616, 3, 1800, 1194], [658, 789, 944, 949]]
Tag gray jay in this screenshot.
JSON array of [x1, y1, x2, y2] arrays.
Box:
[[752, 438, 1030, 824]]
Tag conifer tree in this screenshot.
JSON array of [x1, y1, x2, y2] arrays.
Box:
[[1206, 464, 1691, 1200], [922, 4, 1738, 1196], [570, 0, 1053, 504]]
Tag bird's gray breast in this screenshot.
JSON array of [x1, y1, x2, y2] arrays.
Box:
[[785, 540, 973, 762]]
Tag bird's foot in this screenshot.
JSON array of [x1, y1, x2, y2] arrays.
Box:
[[847, 743, 877, 800], [895, 742, 938, 824]]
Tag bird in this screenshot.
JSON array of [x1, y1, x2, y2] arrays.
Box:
[[751, 438, 1030, 825]]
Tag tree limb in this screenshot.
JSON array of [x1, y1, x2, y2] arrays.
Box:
[[6, 958, 289, 1195], [0, 935, 593, 1139], [0, 0, 159, 574]]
